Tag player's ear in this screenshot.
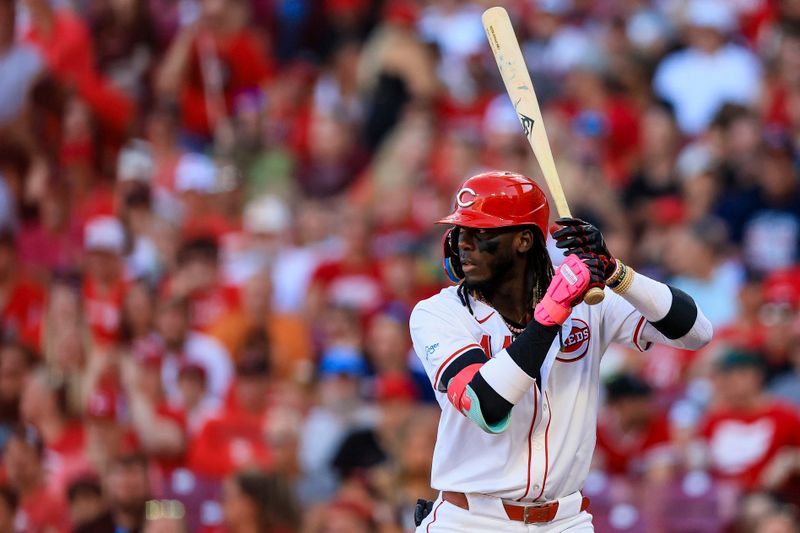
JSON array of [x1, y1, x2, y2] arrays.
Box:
[[516, 228, 533, 254]]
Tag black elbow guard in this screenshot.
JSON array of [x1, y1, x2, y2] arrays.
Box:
[[650, 286, 698, 339]]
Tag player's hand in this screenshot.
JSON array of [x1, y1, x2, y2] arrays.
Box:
[[552, 217, 616, 280], [534, 255, 591, 326], [576, 252, 608, 294]]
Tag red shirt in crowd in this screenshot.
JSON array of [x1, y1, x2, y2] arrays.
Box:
[[23, 9, 132, 134], [595, 412, 672, 476], [188, 284, 241, 333], [1, 277, 45, 349], [23, 8, 94, 85], [17, 483, 70, 533], [82, 277, 127, 345], [186, 409, 272, 479], [701, 401, 800, 490], [180, 29, 274, 136], [310, 260, 386, 316]]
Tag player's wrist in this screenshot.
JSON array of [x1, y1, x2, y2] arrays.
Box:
[[606, 260, 635, 294], [604, 259, 623, 285]]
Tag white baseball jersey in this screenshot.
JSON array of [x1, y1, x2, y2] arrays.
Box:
[[410, 285, 656, 502]]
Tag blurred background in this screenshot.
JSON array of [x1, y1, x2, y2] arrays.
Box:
[[0, 0, 799, 531]]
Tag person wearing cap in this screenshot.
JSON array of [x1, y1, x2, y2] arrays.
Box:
[[697, 350, 800, 493], [653, 0, 761, 135], [3, 424, 70, 532], [174, 153, 237, 240], [297, 345, 376, 503], [115, 139, 162, 285], [225, 194, 291, 285], [81, 215, 129, 346], [306, 211, 387, 325]]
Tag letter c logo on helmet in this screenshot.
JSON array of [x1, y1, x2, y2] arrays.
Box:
[[436, 171, 550, 283], [456, 187, 477, 208]]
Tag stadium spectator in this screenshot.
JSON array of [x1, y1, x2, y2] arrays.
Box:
[[3, 424, 70, 532], [209, 270, 312, 384], [699, 350, 800, 493], [221, 469, 300, 533], [0, 0, 44, 130], [0, 230, 45, 349], [187, 354, 274, 479], [0, 344, 34, 447], [154, 295, 232, 404], [66, 474, 108, 531], [0, 484, 18, 533], [77, 452, 152, 532], [653, 0, 761, 135], [82, 216, 129, 346], [595, 374, 674, 480]]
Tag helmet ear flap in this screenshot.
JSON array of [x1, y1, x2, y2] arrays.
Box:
[[442, 227, 464, 283]]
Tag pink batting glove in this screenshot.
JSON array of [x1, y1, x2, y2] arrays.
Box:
[[534, 255, 592, 326]]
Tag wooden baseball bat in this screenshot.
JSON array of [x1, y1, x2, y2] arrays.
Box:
[[482, 6, 604, 305]]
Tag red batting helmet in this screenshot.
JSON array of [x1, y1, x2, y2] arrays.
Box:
[[437, 171, 550, 235], [438, 171, 550, 282]]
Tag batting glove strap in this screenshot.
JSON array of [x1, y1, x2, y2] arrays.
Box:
[[534, 255, 591, 326]]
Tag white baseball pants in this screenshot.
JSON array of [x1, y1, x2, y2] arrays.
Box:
[[416, 493, 594, 532]]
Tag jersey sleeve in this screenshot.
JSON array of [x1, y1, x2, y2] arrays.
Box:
[[409, 298, 485, 393], [599, 289, 653, 352]]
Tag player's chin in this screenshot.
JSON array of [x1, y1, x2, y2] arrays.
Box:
[[462, 266, 489, 285]]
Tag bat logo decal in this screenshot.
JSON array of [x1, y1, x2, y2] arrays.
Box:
[[519, 113, 535, 139]]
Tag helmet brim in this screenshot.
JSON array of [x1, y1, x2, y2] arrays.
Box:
[[435, 210, 518, 229]]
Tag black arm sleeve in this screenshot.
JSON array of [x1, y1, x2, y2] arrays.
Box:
[[437, 348, 487, 392], [650, 286, 698, 339], [504, 320, 561, 386], [470, 372, 514, 425]]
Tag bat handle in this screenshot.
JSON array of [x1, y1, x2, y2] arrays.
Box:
[[584, 287, 605, 305]]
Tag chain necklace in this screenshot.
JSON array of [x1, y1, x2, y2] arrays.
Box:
[[473, 291, 528, 336]]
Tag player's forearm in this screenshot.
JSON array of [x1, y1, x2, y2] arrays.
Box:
[[479, 321, 559, 403], [446, 321, 559, 433], [620, 270, 713, 350]]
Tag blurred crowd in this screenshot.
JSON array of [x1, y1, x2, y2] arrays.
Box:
[[0, 0, 800, 531]]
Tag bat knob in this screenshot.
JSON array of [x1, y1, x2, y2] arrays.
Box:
[[584, 287, 605, 305]]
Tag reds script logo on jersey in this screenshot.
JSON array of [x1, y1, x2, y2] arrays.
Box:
[[557, 319, 590, 362]]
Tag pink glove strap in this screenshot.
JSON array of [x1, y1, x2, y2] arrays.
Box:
[[534, 256, 591, 326], [536, 294, 571, 325]]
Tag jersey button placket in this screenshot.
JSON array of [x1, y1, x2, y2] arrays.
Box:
[[529, 392, 552, 501]]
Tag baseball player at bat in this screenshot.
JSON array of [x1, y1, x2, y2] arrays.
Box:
[[410, 171, 713, 531]]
